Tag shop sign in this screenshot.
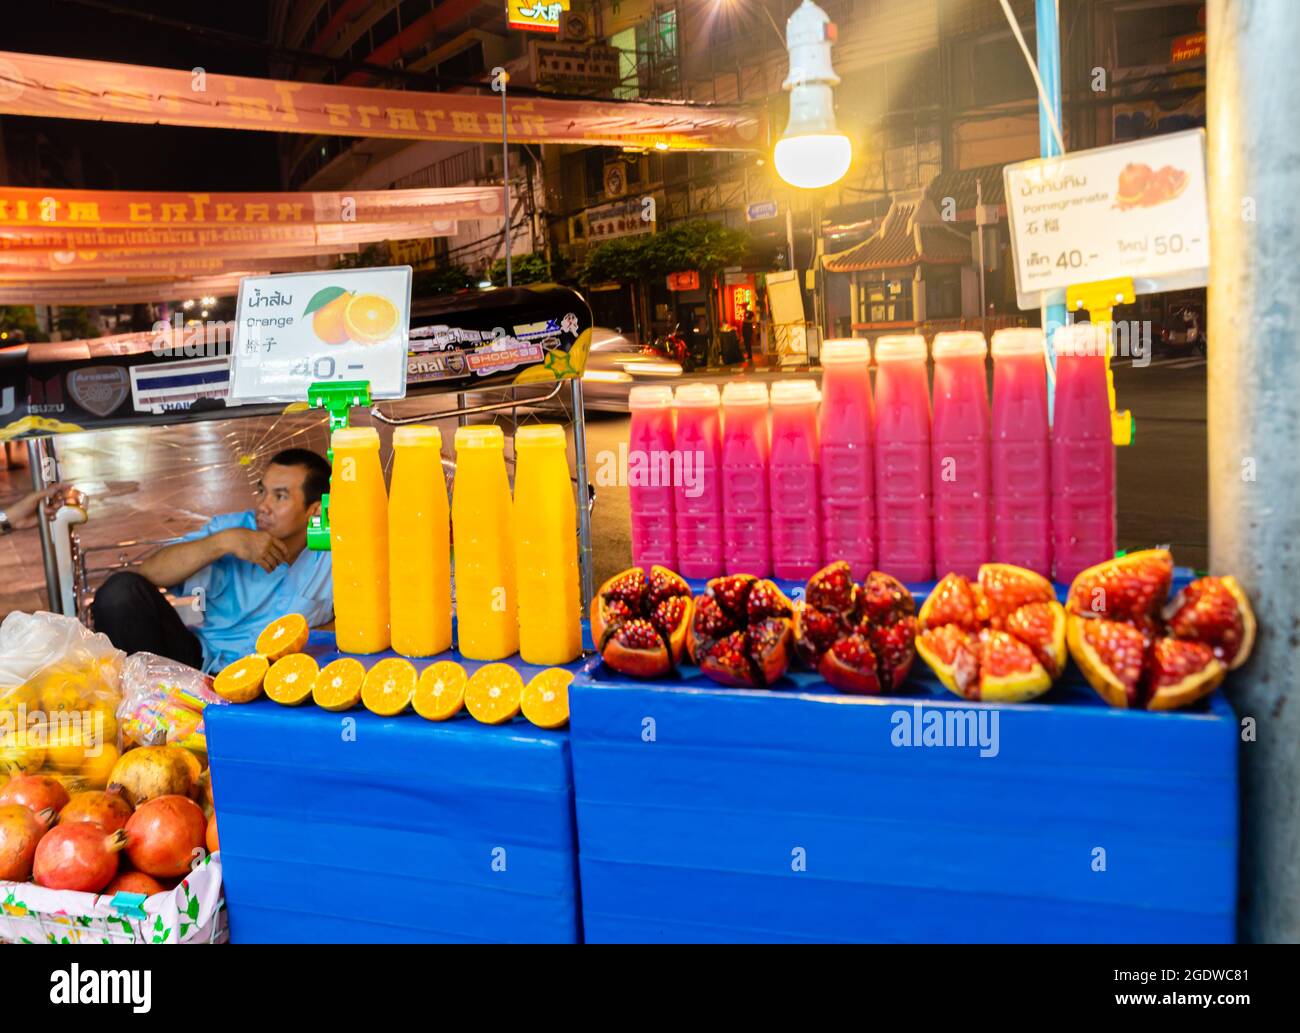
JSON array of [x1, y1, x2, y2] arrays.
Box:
[[532, 41, 620, 90], [586, 198, 654, 240], [746, 200, 779, 222], [508, 0, 570, 34], [1003, 128, 1209, 309], [666, 270, 699, 291], [1172, 32, 1206, 63], [604, 161, 628, 199], [230, 266, 412, 402]]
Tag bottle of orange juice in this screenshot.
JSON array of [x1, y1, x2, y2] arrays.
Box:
[[452, 425, 518, 660], [330, 426, 390, 654], [389, 425, 452, 657], [513, 425, 582, 665]]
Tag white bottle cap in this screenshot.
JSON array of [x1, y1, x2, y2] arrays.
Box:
[[516, 424, 567, 450], [821, 338, 870, 364], [331, 426, 380, 449], [721, 382, 770, 406], [628, 384, 675, 410], [674, 382, 721, 408], [454, 425, 505, 450], [770, 380, 822, 405], [393, 425, 442, 448], [932, 331, 987, 360], [873, 334, 927, 362], [1053, 322, 1108, 358], [990, 328, 1045, 358]]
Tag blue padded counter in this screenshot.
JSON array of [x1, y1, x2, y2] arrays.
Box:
[[206, 631, 586, 943], [570, 570, 1238, 943]]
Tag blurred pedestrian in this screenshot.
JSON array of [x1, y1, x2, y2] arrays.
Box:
[[740, 305, 758, 368]]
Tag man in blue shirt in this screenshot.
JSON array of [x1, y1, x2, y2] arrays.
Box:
[[92, 449, 334, 672]]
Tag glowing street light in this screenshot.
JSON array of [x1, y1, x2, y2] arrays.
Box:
[[774, 0, 852, 190]]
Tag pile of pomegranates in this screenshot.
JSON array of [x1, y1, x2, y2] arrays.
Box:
[[1065, 549, 1256, 710], [591, 565, 694, 677], [0, 747, 220, 896], [688, 575, 795, 687]]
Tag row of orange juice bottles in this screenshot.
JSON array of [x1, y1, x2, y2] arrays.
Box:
[[327, 423, 583, 666]]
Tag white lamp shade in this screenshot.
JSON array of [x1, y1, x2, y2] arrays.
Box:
[[774, 133, 852, 190]]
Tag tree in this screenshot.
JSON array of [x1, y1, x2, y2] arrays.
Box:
[[489, 251, 559, 287], [55, 306, 100, 342], [411, 264, 474, 297], [0, 306, 48, 343], [645, 221, 750, 365]]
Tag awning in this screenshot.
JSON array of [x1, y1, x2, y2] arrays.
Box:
[[824, 192, 971, 273]]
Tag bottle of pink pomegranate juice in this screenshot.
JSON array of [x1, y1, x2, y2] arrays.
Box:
[[673, 382, 724, 579], [931, 331, 991, 580], [873, 334, 933, 583], [1051, 322, 1116, 584], [720, 381, 772, 576], [628, 384, 677, 571], [819, 338, 875, 579], [769, 379, 823, 580], [990, 328, 1051, 576]]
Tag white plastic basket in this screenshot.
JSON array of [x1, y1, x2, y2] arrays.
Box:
[[0, 852, 226, 944]]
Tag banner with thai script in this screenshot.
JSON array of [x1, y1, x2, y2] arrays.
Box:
[[0, 221, 456, 254], [0, 50, 763, 151]]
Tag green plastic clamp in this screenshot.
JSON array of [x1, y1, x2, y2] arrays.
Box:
[[306, 380, 371, 552]]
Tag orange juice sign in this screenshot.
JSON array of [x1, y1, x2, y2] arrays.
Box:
[[1003, 128, 1209, 309], [230, 267, 413, 402]]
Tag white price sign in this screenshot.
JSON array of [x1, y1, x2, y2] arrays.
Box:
[[1004, 129, 1209, 310], [230, 266, 412, 402]]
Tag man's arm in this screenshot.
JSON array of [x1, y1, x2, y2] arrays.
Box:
[[137, 528, 289, 588]]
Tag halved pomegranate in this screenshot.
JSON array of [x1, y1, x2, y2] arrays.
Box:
[[1065, 549, 1173, 622], [1067, 553, 1245, 710], [687, 575, 794, 687], [794, 562, 917, 694], [591, 566, 693, 677], [916, 566, 1064, 701], [1164, 575, 1256, 670]]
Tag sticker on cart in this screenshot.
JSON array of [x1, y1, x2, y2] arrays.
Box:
[[1003, 128, 1209, 309], [230, 266, 412, 402]]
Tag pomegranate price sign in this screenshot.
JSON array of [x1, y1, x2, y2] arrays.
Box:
[[230, 267, 412, 403], [1003, 128, 1209, 309]]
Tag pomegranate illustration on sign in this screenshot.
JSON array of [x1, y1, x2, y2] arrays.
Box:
[[1114, 162, 1189, 210]]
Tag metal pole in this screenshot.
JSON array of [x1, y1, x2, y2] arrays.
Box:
[[27, 438, 62, 614], [568, 377, 595, 609], [1034, 0, 1065, 417], [785, 202, 796, 274], [1207, 0, 1300, 944], [976, 176, 988, 337], [501, 72, 513, 288]]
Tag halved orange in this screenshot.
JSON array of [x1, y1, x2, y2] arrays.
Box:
[[213, 655, 268, 703], [343, 293, 399, 345], [413, 661, 467, 721], [464, 663, 523, 725], [521, 668, 573, 730], [312, 658, 365, 712], [256, 614, 309, 662], [264, 653, 320, 706], [361, 658, 417, 717]]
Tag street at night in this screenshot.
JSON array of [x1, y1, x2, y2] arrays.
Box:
[[0, 0, 1295, 971]]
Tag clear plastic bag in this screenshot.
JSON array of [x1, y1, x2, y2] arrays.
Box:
[[0, 611, 124, 787], [117, 652, 226, 753]]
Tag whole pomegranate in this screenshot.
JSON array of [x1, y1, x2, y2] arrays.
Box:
[[33, 822, 127, 892], [206, 812, 219, 856], [0, 803, 56, 882], [794, 562, 918, 693], [104, 871, 166, 897], [0, 773, 71, 815], [591, 566, 694, 677], [60, 787, 133, 834], [124, 795, 207, 878]]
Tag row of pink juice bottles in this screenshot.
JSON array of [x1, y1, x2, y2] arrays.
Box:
[[627, 323, 1114, 584]]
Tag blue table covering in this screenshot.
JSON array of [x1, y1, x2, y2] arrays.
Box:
[[205, 630, 588, 943], [570, 569, 1238, 943]]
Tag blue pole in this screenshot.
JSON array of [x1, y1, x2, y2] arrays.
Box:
[[1035, 0, 1065, 419]]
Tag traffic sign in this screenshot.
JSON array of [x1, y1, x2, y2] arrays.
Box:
[[746, 200, 779, 222]]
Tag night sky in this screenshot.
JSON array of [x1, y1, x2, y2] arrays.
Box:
[[3, 0, 284, 190]]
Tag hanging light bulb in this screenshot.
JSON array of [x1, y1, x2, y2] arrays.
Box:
[[774, 0, 852, 190]]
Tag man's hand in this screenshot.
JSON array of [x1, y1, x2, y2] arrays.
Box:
[[218, 528, 289, 573], [5, 485, 62, 530]]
